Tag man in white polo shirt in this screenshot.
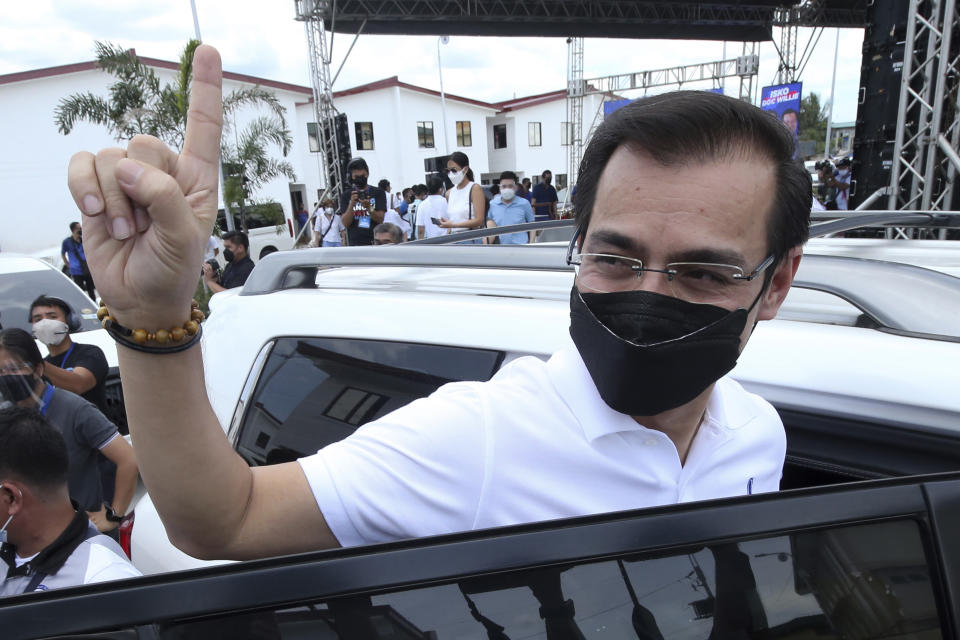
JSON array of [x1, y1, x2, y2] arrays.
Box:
[[66, 45, 811, 560]]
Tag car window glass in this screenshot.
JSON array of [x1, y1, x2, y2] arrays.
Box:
[[235, 337, 504, 465], [0, 269, 100, 332], [155, 518, 942, 639]]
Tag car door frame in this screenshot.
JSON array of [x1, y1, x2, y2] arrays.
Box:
[[4, 472, 960, 639]]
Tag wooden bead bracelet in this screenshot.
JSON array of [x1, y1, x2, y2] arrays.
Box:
[[97, 300, 205, 354]]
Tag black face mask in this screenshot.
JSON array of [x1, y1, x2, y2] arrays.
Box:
[[223, 249, 235, 263], [0, 374, 36, 403], [352, 175, 368, 189], [569, 287, 755, 416]]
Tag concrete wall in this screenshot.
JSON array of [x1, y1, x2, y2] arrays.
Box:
[[295, 86, 497, 195]]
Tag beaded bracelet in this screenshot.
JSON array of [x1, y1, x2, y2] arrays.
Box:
[[97, 300, 205, 354]]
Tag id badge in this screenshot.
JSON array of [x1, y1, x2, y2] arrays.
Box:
[[358, 215, 371, 229]]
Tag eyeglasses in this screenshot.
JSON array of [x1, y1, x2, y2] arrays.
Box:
[[566, 227, 774, 305], [0, 362, 33, 376]]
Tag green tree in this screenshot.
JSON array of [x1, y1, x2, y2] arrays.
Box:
[[798, 92, 830, 155], [221, 115, 297, 230], [55, 40, 292, 152]]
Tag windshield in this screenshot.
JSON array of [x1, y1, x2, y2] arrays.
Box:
[[0, 269, 101, 333]]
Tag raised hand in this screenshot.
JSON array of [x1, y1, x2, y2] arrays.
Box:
[[66, 45, 223, 331]]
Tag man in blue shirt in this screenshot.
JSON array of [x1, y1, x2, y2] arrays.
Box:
[[486, 171, 535, 244], [60, 222, 96, 301], [530, 170, 558, 221]]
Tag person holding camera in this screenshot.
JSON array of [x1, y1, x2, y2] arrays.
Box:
[[202, 230, 253, 291], [340, 158, 386, 246]]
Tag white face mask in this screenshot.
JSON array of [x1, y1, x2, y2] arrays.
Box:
[[500, 187, 516, 201], [32, 319, 69, 346], [448, 169, 466, 185], [323, 207, 335, 216]]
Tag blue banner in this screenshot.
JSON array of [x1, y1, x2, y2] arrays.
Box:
[[760, 82, 802, 135], [603, 99, 633, 119]]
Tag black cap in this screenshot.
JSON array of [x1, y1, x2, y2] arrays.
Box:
[[347, 158, 369, 173]]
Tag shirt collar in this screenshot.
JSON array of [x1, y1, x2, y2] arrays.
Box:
[[546, 336, 748, 442], [546, 337, 644, 442]]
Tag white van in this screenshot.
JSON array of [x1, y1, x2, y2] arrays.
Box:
[[216, 203, 298, 263]]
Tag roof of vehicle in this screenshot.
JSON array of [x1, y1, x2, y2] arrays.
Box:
[[0, 254, 57, 274]]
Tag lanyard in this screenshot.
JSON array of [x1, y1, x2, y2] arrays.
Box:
[[59, 343, 76, 369], [38, 385, 55, 417]]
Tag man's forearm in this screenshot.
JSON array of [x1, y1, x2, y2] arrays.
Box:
[[371, 209, 385, 224], [118, 344, 254, 554], [42, 363, 94, 395], [111, 457, 139, 516], [206, 279, 226, 293]]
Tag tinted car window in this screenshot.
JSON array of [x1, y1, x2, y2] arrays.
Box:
[[158, 519, 942, 638], [235, 338, 504, 465], [0, 269, 100, 332]]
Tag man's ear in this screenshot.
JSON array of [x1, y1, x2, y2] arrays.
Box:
[[1, 482, 24, 516], [756, 246, 803, 321]]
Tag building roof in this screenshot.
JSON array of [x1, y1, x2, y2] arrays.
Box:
[[331, 76, 499, 111], [0, 51, 313, 96], [494, 89, 569, 112], [831, 121, 856, 129]]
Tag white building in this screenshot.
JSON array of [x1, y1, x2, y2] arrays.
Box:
[[1, 53, 601, 256]]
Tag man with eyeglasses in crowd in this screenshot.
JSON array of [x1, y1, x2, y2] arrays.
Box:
[[66, 45, 809, 559]]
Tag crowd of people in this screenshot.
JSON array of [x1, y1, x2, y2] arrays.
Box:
[[302, 154, 562, 247]]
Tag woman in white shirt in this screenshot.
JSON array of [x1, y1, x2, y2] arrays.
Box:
[[312, 198, 346, 247], [439, 151, 485, 242]]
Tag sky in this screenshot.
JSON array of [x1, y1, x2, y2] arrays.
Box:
[[2, 0, 864, 124]]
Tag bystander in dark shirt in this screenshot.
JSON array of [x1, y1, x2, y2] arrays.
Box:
[[44, 343, 109, 414], [220, 256, 255, 289], [531, 182, 558, 221], [339, 186, 387, 246]]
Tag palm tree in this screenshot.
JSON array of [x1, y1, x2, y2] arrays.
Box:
[[55, 40, 293, 153], [221, 116, 297, 230]]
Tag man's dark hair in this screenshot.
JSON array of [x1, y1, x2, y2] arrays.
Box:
[[426, 176, 445, 195], [347, 158, 369, 173], [574, 90, 811, 264], [222, 230, 249, 252], [69, 222, 81, 233], [402, 187, 413, 197], [373, 223, 403, 244], [541, 169, 552, 178], [29, 295, 71, 324], [378, 179, 390, 190], [499, 170, 518, 183], [0, 407, 69, 490], [0, 328, 43, 368]]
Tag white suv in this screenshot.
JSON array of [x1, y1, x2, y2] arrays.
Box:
[[129, 221, 960, 575]]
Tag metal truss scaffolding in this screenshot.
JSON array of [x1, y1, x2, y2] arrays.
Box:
[[566, 38, 585, 191], [888, 0, 960, 222], [774, 7, 799, 84], [295, 0, 345, 203]]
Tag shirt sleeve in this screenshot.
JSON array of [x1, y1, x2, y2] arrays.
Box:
[[523, 200, 535, 223], [74, 402, 119, 451], [297, 382, 488, 547]]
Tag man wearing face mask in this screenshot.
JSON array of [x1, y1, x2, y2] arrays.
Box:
[[339, 158, 387, 246], [0, 329, 138, 536], [486, 171, 535, 244], [31, 296, 109, 415], [67, 47, 809, 559], [530, 169, 559, 221], [0, 407, 140, 596], [202, 230, 254, 291]]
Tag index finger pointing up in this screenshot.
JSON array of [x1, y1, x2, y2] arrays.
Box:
[[181, 44, 223, 181]]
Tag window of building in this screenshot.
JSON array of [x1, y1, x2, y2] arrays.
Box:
[[354, 122, 374, 151], [417, 121, 435, 148], [493, 123, 507, 149], [561, 121, 573, 146], [528, 122, 542, 147], [456, 121, 472, 147], [307, 122, 320, 153], [555, 174, 568, 191]]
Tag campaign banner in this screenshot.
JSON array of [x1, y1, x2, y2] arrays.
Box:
[[603, 98, 633, 119], [760, 82, 802, 135]]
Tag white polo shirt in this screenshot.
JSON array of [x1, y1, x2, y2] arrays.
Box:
[[298, 340, 785, 547]]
